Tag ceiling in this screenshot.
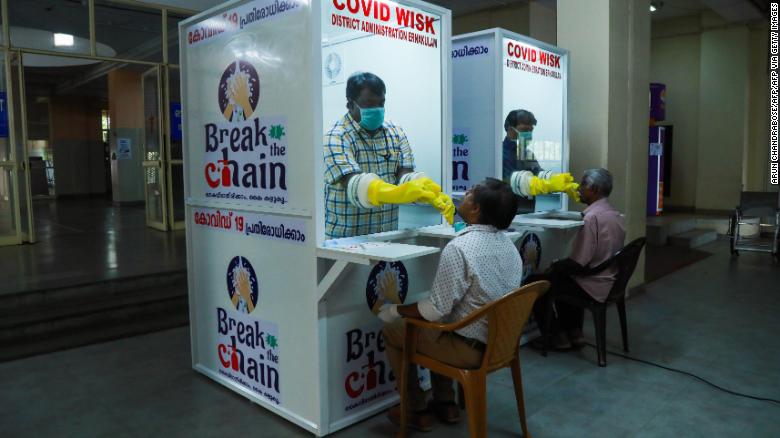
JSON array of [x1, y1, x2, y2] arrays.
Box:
[[17, 0, 766, 100], [651, 0, 765, 21], [142, 0, 767, 21]]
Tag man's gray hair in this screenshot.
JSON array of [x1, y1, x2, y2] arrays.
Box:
[[582, 168, 613, 196]]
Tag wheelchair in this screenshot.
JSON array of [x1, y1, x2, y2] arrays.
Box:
[[727, 191, 780, 258]]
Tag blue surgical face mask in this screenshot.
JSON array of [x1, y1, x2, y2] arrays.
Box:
[[354, 103, 385, 131]]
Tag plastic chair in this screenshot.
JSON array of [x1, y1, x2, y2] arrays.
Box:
[[728, 191, 780, 257], [542, 237, 646, 367], [398, 280, 550, 438]]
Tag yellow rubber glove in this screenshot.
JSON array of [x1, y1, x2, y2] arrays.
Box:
[[564, 184, 581, 202], [528, 176, 550, 196], [546, 173, 575, 191], [366, 179, 428, 206], [410, 178, 454, 224], [430, 192, 456, 225], [416, 177, 442, 200], [528, 172, 580, 201]]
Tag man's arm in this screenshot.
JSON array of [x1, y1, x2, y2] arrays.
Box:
[[569, 216, 597, 267], [394, 125, 416, 180], [324, 129, 361, 186], [378, 244, 466, 324], [397, 303, 424, 319]]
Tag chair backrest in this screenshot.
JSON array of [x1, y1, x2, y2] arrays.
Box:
[[739, 191, 780, 217], [483, 280, 550, 370], [605, 237, 646, 302]]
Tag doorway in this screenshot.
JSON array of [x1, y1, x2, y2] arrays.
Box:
[[0, 53, 185, 246], [0, 0, 190, 247]]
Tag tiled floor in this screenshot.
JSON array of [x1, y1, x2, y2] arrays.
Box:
[[0, 198, 186, 295], [2, 238, 779, 437]]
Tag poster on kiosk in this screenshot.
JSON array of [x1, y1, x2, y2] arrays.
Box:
[[180, 0, 451, 435], [451, 28, 580, 283]]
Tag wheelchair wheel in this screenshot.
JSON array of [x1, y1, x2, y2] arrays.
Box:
[[728, 212, 738, 256]]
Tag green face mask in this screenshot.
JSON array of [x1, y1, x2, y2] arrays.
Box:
[[512, 128, 533, 143], [354, 103, 385, 131]]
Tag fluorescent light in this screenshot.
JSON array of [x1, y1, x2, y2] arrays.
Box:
[[650, 5, 656, 12], [53, 33, 74, 47]]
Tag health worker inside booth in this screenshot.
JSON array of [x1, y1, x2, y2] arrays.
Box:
[[501, 108, 578, 209], [502, 109, 542, 179], [500, 104, 579, 208], [321, 1, 451, 242], [323, 72, 454, 239]]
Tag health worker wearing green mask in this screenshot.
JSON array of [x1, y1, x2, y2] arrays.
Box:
[[324, 72, 455, 239], [501, 109, 579, 202], [502, 109, 542, 180]]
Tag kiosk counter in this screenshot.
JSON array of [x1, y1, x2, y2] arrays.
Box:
[[180, 0, 464, 435], [181, 5, 578, 435]]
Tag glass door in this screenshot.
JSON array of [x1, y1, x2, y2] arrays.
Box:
[[165, 66, 184, 230], [0, 49, 33, 246], [9, 51, 34, 243], [142, 66, 168, 231]]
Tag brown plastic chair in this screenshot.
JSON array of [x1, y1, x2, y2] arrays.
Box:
[[542, 237, 646, 366], [398, 280, 550, 438]]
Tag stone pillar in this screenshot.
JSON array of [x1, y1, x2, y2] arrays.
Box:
[[558, 0, 651, 287], [696, 26, 749, 210]]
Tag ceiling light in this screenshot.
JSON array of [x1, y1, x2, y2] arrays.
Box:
[[650, 1, 662, 13], [53, 33, 74, 47], [650, 4, 657, 12]]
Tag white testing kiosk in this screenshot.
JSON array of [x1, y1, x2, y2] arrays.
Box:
[[451, 28, 583, 279], [180, 0, 468, 435]]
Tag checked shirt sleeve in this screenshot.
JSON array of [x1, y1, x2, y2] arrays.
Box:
[[324, 129, 361, 185], [393, 126, 416, 171]]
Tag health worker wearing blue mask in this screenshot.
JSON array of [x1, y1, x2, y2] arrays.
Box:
[[324, 72, 454, 239], [502, 109, 542, 180]]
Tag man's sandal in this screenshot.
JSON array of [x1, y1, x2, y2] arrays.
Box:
[[387, 404, 435, 432], [429, 400, 460, 424]]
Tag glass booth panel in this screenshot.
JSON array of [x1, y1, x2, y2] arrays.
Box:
[[501, 37, 567, 210], [321, 1, 443, 240]]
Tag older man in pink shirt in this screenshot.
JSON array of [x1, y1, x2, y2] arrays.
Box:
[[530, 168, 625, 350]]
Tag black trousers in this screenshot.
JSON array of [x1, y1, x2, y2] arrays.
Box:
[[526, 272, 592, 335]]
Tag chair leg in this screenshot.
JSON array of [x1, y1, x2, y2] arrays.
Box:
[[510, 356, 532, 438], [592, 306, 607, 367], [462, 372, 488, 438], [542, 296, 554, 357], [458, 382, 466, 410], [616, 298, 629, 353], [398, 359, 408, 438]]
